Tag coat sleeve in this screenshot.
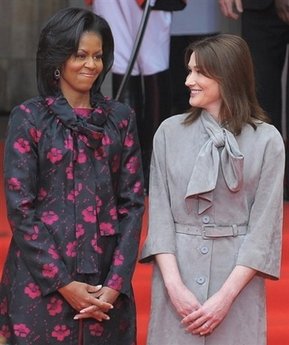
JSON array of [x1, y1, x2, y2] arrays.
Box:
[[139, 123, 177, 263], [4, 105, 72, 296], [237, 127, 285, 279], [103, 109, 145, 297]]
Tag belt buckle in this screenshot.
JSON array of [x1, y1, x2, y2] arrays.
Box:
[[202, 223, 216, 239]]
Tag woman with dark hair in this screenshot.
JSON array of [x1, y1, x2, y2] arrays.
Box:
[[140, 34, 284, 345], [0, 7, 144, 345]]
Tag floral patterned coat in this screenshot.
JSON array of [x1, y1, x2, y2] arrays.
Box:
[[0, 95, 144, 345]]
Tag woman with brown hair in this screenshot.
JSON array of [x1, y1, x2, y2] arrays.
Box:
[[140, 34, 284, 345]]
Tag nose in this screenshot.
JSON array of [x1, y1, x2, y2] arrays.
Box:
[[84, 57, 96, 68], [185, 73, 195, 87]]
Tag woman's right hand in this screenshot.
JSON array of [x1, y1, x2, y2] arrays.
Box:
[[58, 281, 113, 321], [155, 253, 201, 318], [167, 282, 201, 319]]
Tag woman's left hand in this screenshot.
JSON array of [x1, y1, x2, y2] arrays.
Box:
[[181, 290, 234, 336], [74, 287, 120, 320]]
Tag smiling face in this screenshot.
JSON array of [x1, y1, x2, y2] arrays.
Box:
[[185, 52, 222, 120], [59, 31, 103, 106]]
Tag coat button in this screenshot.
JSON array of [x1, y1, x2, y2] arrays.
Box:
[[196, 276, 206, 285], [200, 246, 209, 254], [202, 215, 210, 224]]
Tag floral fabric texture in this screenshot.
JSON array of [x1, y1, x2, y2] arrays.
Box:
[[0, 95, 144, 345]]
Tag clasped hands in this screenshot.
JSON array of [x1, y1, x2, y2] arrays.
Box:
[[168, 283, 233, 337], [58, 281, 120, 322]]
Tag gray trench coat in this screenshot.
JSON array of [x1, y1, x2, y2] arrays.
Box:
[[140, 111, 284, 345]]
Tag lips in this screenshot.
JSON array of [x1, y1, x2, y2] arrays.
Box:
[[190, 89, 202, 95], [80, 73, 96, 78]]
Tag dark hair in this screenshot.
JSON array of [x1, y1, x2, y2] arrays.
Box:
[[37, 7, 114, 97], [184, 34, 269, 135]]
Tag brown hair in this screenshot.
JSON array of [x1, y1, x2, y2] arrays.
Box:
[[183, 34, 269, 135]]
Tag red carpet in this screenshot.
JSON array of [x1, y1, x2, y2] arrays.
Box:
[[0, 141, 288, 344]]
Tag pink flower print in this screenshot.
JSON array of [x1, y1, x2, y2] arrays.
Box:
[[51, 325, 71, 341], [113, 250, 124, 266], [47, 148, 63, 164], [109, 207, 117, 220], [91, 234, 103, 254], [133, 181, 142, 194], [41, 211, 59, 225], [13, 324, 30, 338], [7, 177, 21, 191], [42, 263, 59, 278], [37, 187, 47, 201], [67, 183, 83, 202], [79, 134, 88, 145], [107, 274, 123, 291], [66, 241, 77, 257], [89, 323, 104, 337], [102, 134, 112, 146], [24, 224, 39, 241], [94, 147, 106, 160], [77, 149, 87, 164], [120, 319, 129, 332], [47, 297, 63, 316], [66, 163, 74, 180], [118, 207, 128, 216], [118, 119, 128, 129], [20, 198, 31, 211], [29, 127, 42, 143], [13, 138, 30, 154], [64, 135, 73, 150], [112, 155, 120, 173], [48, 245, 60, 259], [95, 107, 103, 114], [24, 283, 41, 299], [82, 206, 97, 223], [92, 131, 103, 140], [100, 222, 115, 236], [95, 196, 103, 214], [0, 325, 11, 339], [126, 156, 139, 174], [76, 224, 85, 238], [0, 298, 7, 315], [45, 97, 55, 106], [124, 133, 134, 148], [19, 104, 31, 114]]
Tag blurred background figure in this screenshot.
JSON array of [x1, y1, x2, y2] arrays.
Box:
[[86, 0, 172, 190], [219, 0, 289, 197], [169, 0, 222, 115]]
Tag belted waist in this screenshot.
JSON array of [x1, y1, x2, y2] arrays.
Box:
[[175, 223, 247, 238]]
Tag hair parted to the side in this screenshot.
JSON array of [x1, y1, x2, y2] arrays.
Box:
[[37, 7, 114, 98], [184, 33, 269, 135]]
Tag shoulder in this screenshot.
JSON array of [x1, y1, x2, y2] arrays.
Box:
[[10, 96, 46, 117], [241, 121, 285, 154], [155, 113, 203, 140], [245, 121, 283, 141], [156, 113, 190, 135]]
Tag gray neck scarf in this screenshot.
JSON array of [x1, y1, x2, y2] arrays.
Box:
[[185, 111, 244, 214]]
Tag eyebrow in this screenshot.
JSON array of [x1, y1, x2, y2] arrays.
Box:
[[77, 48, 103, 54]]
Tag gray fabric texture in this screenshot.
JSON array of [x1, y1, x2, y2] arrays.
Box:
[[140, 111, 284, 345]]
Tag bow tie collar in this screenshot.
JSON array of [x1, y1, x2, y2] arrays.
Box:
[[185, 111, 244, 214]]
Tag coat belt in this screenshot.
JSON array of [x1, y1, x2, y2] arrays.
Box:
[[175, 223, 247, 238]]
